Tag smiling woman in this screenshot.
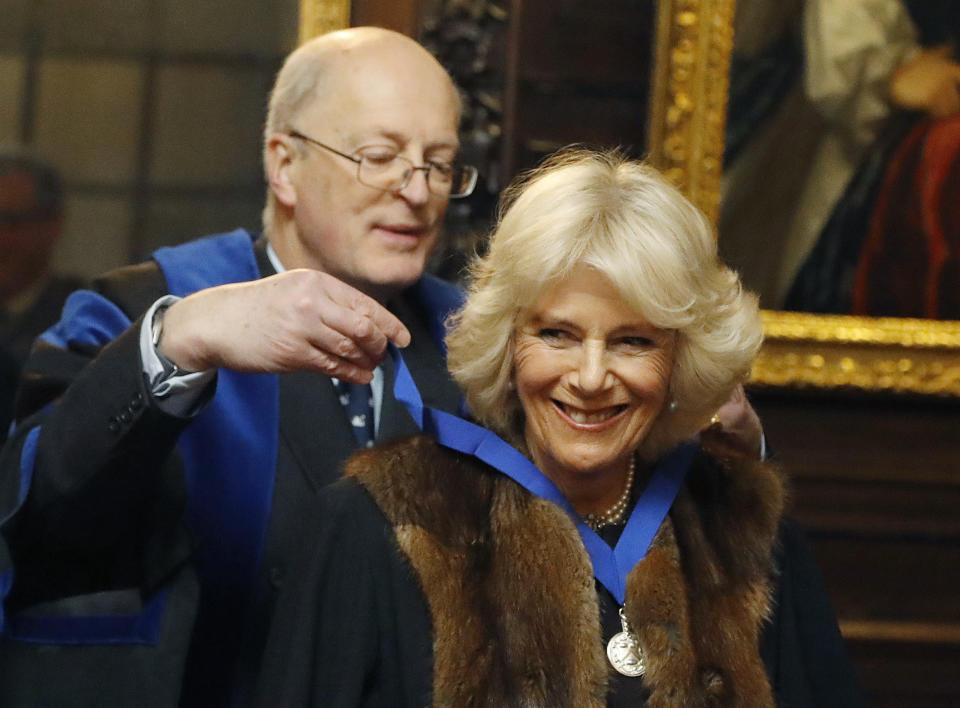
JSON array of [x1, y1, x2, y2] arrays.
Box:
[[254, 149, 864, 707], [512, 266, 677, 517], [447, 150, 763, 463]]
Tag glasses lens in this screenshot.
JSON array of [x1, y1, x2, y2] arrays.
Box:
[[357, 153, 477, 198], [420, 164, 451, 197], [358, 153, 410, 192], [449, 165, 478, 198]]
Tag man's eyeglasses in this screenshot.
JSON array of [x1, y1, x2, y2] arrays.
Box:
[[287, 130, 478, 199]]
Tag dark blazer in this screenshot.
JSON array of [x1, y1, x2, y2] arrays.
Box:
[[1, 274, 85, 446], [0, 231, 464, 707]]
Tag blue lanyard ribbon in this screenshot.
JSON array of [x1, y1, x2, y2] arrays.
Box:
[[390, 344, 695, 605]]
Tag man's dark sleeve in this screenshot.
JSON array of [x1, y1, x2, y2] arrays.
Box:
[[761, 519, 866, 708], [0, 263, 195, 609]]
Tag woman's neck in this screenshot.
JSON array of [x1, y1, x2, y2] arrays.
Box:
[[537, 455, 636, 518]]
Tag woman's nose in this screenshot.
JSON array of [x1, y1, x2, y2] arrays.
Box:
[[573, 341, 610, 394]]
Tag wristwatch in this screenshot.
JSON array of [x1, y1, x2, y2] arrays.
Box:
[[151, 302, 183, 379]]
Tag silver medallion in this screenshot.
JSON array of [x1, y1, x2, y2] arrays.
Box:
[[606, 607, 645, 677]]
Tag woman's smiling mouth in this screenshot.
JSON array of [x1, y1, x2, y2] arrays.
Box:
[[554, 400, 628, 425]]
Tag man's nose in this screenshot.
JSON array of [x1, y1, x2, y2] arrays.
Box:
[[398, 166, 431, 206]]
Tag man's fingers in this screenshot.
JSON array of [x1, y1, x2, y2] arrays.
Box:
[[345, 300, 410, 350], [301, 319, 382, 371], [321, 274, 412, 348], [374, 310, 411, 348], [303, 348, 375, 384], [309, 305, 395, 364]]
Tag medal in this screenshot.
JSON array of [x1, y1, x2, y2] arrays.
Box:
[[606, 607, 645, 677]]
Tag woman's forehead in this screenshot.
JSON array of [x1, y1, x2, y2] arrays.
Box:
[[523, 268, 654, 326]]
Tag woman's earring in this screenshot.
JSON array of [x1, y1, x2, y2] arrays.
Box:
[[667, 399, 677, 413]]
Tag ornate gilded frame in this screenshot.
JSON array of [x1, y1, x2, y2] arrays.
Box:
[[300, 0, 960, 397], [298, 0, 351, 41], [645, 0, 960, 398]]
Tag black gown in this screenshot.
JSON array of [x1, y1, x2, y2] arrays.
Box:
[[251, 474, 863, 707]]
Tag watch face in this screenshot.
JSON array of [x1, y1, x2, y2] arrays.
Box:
[[151, 306, 165, 347], [149, 302, 180, 377]]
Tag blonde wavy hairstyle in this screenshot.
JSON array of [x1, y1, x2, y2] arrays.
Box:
[[446, 149, 763, 460]]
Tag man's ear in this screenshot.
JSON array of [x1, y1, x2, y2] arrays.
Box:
[[266, 134, 298, 208]]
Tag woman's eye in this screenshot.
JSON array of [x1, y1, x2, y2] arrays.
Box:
[[539, 328, 570, 342], [617, 336, 654, 349]]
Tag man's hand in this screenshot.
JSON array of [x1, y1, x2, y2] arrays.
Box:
[[156, 269, 411, 384]]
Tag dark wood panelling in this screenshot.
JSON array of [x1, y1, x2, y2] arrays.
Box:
[[848, 640, 960, 707], [351, 0, 422, 36], [504, 0, 655, 177], [752, 389, 960, 705]]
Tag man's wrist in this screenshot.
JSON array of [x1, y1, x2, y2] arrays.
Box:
[[151, 301, 192, 378], [140, 296, 216, 416]]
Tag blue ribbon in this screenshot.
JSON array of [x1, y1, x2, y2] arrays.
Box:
[[389, 344, 695, 605]]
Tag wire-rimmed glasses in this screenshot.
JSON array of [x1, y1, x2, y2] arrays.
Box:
[[287, 130, 478, 199]]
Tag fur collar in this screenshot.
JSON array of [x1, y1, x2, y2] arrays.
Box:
[[344, 431, 784, 706]]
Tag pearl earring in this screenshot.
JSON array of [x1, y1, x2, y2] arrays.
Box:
[[667, 399, 677, 413]]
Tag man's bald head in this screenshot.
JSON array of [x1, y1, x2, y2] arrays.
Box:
[[259, 28, 463, 298], [263, 28, 459, 164], [261, 28, 460, 238]]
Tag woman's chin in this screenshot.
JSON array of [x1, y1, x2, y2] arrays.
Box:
[[546, 452, 632, 479]]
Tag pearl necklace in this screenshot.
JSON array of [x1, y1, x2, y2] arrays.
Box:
[[582, 457, 636, 532]]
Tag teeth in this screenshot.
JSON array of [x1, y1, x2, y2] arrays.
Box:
[[564, 405, 622, 424]]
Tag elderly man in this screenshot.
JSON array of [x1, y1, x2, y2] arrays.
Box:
[[0, 28, 473, 707]]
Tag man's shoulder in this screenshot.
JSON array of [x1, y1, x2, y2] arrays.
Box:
[[403, 274, 465, 355], [90, 230, 262, 314], [152, 229, 258, 264], [152, 229, 261, 296], [91, 260, 170, 319], [412, 273, 465, 316]]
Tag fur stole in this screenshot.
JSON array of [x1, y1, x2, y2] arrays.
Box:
[[343, 431, 785, 707]]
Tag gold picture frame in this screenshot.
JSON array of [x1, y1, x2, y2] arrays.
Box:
[[646, 0, 960, 398], [298, 0, 351, 42], [300, 0, 960, 398]]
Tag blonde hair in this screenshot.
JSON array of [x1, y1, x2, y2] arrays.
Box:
[[446, 148, 762, 459]]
